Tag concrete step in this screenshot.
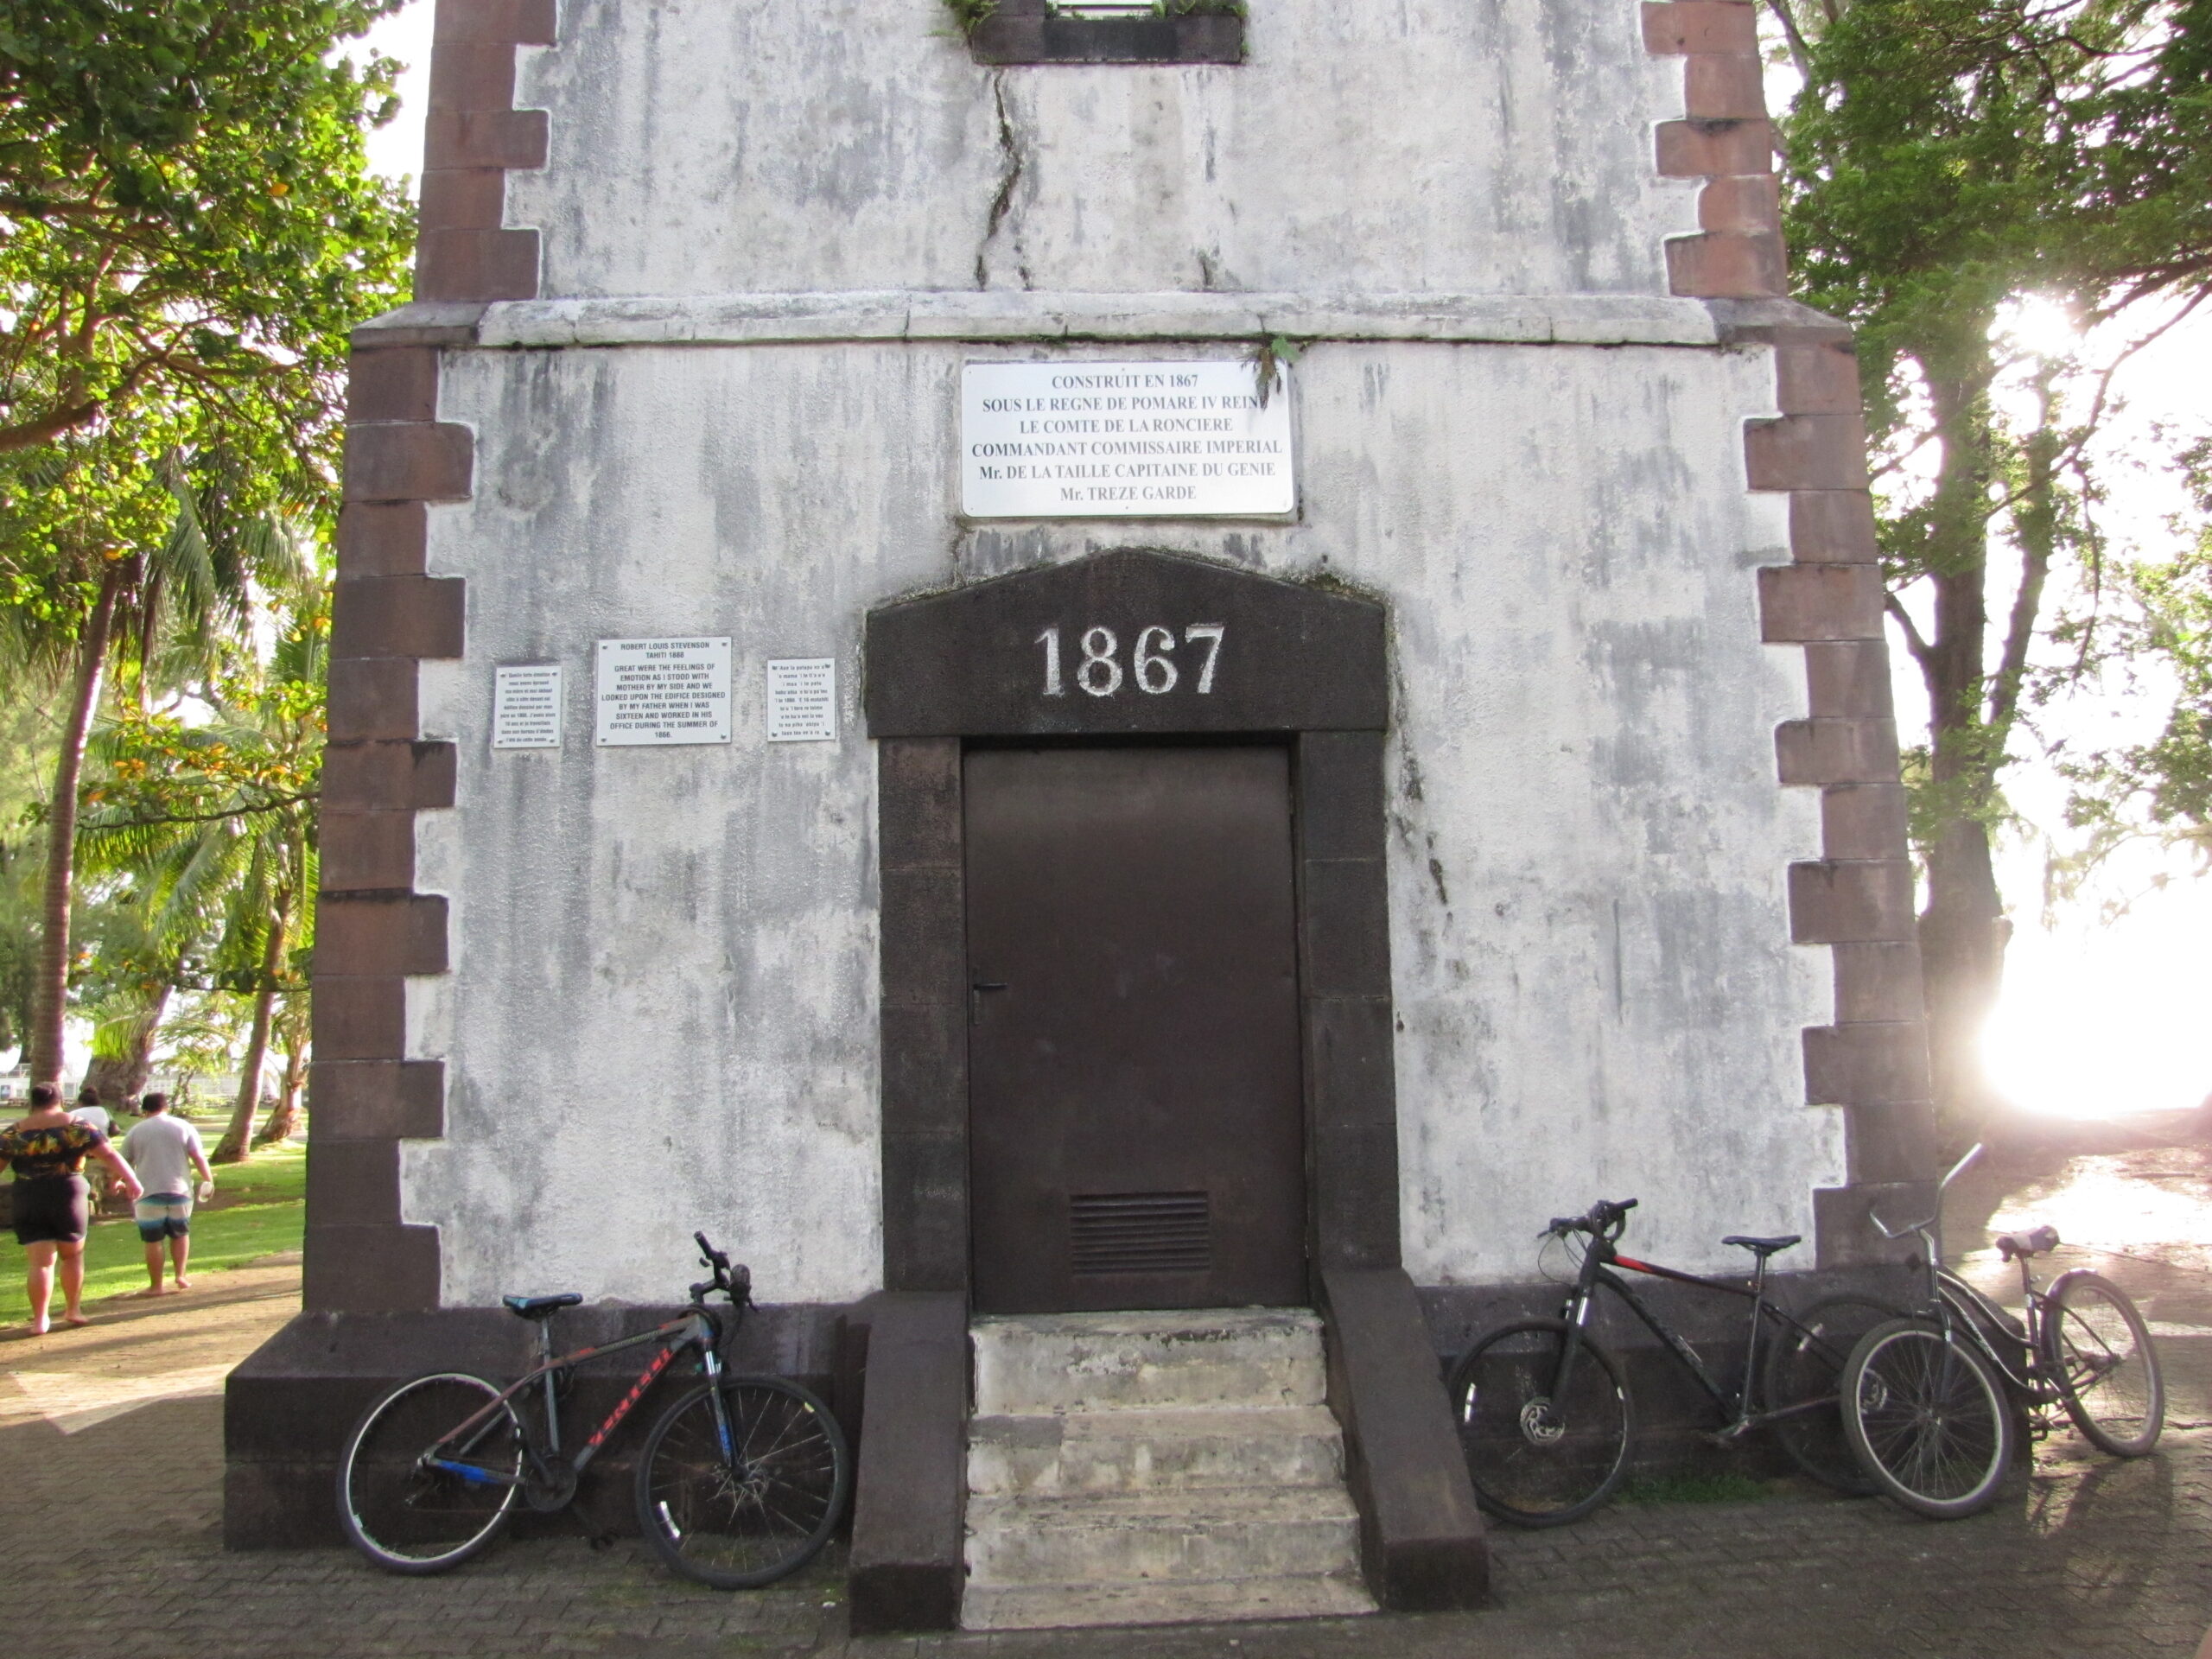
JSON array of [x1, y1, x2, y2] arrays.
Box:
[[971, 1309, 1328, 1415], [962, 1572, 1377, 1631], [964, 1487, 1362, 1586], [969, 1406, 1347, 1497]]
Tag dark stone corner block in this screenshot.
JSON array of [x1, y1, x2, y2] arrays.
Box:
[[847, 1293, 969, 1634], [1318, 1267, 1488, 1611]]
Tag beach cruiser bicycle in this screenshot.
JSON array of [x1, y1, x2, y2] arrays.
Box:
[[336, 1233, 851, 1586], [1448, 1198, 1899, 1525], [1839, 1143, 2164, 1520]]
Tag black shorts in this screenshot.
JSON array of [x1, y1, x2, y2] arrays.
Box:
[[10, 1175, 90, 1245]]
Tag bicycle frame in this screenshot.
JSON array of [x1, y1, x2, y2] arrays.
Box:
[[1550, 1230, 1824, 1435], [1871, 1143, 2062, 1406], [427, 1305, 727, 1491]]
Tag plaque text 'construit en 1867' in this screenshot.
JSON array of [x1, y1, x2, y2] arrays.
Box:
[[962, 360, 1295, 519], [594, 638, 733, 747]]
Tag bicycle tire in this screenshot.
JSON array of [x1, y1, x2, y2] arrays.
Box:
[[1764, 1294, 1902, 1496], [1446, 1318, 1633, 1527], [2043, 1269, 2164, 1458], [635, 1376, 852, 1588], [1841, 1318, 2014, 1519], [338, 1372, 524, 1573]]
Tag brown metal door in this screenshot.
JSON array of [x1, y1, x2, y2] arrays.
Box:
[[965, 744, 1306, 1314]]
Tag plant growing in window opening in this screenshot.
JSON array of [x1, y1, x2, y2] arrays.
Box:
[[943, 0, 998, 33]]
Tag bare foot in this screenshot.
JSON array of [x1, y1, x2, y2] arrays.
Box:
[[61, 1312, 91, 1327], [173, 1278, 192, 1290], [132, 1287, 168, 1298], [24, 1319, 48, 1337]]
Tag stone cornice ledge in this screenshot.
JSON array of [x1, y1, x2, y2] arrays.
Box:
[[356, 291, 1727, 350]]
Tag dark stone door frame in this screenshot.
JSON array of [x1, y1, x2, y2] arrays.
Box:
[[866, 549, 1401, 1300]]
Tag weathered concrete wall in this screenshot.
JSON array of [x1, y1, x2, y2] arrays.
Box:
[[507, 0, 1694, 301], [402, 335, 1844, 1306]]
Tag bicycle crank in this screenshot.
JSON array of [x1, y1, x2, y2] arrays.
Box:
[[524, 1455, 579, 1513]]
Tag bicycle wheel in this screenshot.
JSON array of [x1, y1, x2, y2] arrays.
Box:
[[338, 1372, 524, 1573], [2043, 1269, 2164, 1457], [1764, 1294, 1901, 1496], [635, 1376, 852, 1587], [1841, 1319, 2014, 1519], [1446, 1319, 1633, 1527]]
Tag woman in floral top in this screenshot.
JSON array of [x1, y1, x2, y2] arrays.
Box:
[[2, 1081, 143, 1333]]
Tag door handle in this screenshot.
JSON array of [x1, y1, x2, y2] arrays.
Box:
[[969, 982, 1008, 1026]]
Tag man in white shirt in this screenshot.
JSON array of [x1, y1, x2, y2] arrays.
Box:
[[119, 1094, 214, 1295], [69, 1087, 118, 1211]]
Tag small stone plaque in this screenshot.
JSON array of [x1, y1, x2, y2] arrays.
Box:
[[766, 658, 838, 743], [493, 664, 563, 750], [594, 637, 733, 747], [962, 359, 1296, 518]]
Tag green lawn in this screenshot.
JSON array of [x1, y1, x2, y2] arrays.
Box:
[[0, 1137, 306, 1323]]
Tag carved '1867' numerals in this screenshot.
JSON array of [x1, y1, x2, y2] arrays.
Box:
[[1036, 625, 1225, 698]]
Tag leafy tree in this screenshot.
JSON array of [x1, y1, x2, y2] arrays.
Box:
[[0, 1, 410, 1088], [1770, 0, 2212, 1132], [79, 588, 325, 1160], [2056, 440, 2212, 875], [0, 2, 410, 454]]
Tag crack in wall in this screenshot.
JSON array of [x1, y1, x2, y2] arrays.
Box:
[[977, 69, 1032, 290]]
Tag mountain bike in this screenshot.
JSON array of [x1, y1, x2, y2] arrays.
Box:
[[1447, 1197, 1901, 1526], [1840, 1144, 2164, 1520], [336, 1233, 851, 1586]]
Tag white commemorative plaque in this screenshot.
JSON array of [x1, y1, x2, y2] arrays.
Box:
[[961, 359, 1296, 518], [594, 637, 733, 747], [493, 664, 563, 750], [766, 658, 838, 743]]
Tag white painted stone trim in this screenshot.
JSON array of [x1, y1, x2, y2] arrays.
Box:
[[457, 291, 1721, 351]]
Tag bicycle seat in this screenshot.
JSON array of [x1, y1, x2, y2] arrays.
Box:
[[1721, 1234, 1802, 1258], [1995, 1225, 2060, 1261], [501, 1293, 582, 1319]]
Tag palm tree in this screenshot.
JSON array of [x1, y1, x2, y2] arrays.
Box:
[[77, 586, 323, 1160], [0, 439, 308, 1087]]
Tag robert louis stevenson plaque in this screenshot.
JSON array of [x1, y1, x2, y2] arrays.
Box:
[[766, 658, 837, 742], [594, 637, 733, 747], [493, 664, 563, 750], [961, 360, 1296, 519]]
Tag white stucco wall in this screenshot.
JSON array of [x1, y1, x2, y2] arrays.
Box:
[[508, 0, 1694, 301], [401, 337, 1846, 1306]]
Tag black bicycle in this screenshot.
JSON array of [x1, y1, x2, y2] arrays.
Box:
[[1448, 1198, 1898, 1526], [1840, 1143, 2164, 1520], [336, 1233, 851, 1586]]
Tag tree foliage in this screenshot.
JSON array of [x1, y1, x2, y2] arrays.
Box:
[[0, 1, 412, 457], [0, 2, 410, 1092], [1770, 0, 2212, 1128]]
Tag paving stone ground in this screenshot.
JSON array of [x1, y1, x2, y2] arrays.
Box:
[[8, 1144, 2212, 1657]]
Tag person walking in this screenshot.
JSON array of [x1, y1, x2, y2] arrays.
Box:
[[69, 1086, 117, 1216], [118, 1094, 213, 1297], [1, 1082, 143, 1334]]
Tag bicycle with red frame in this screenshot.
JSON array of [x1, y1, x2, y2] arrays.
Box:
[[1447, 1198, 1897, 1525], [336, 1232, 850, 1586]]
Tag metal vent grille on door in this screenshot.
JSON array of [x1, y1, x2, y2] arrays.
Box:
[[1070, 1191, 1211, 1276]]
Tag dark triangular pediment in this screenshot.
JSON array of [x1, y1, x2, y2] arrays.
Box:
[[864, 550, 1387, 737]]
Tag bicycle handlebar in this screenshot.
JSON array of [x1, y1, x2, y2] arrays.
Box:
[[689, 1231, 753, 1307], [1866, 1142, 1986, 1240], [1543, 1197, 1638, 1241]]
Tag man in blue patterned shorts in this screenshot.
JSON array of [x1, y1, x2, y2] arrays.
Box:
[[119, 1095, 214, 1296]]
